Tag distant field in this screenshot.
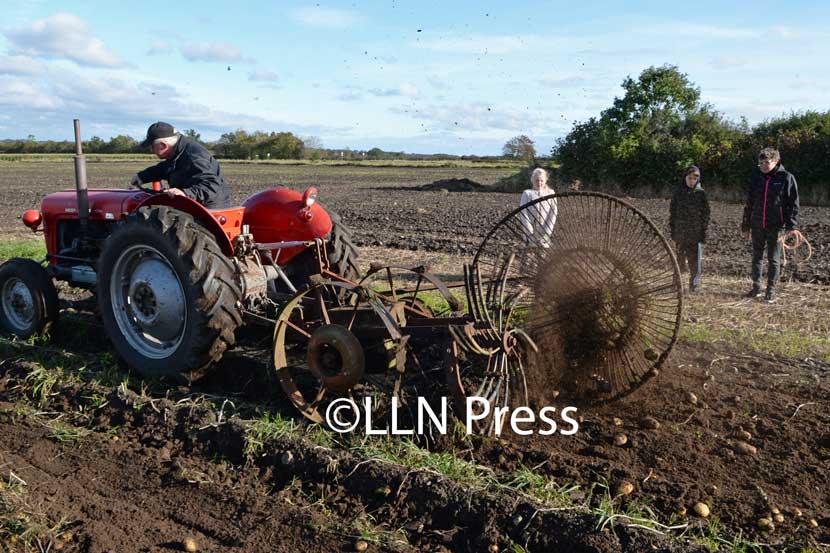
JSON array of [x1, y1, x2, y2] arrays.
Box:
[[0, 153, 524, 169]]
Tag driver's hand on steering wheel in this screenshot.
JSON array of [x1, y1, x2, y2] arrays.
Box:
[[165, 188, 186, 198], [129, 174, 143, 188]]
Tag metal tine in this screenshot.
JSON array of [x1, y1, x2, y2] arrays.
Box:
[[474, 264, 500, 341], [463, 265, 483, 321], [474, 354, 495, 397], [503, 286, 530, 331], [486, 377, 503, 435], [515, 354, 529, 407], [484, 253, 503, 307], [495, 253, 516, 332]]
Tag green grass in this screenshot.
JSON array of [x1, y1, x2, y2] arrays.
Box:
[[504, 465, 578, 508], [23, 365, 60, 406], [0, 239, 47, 261], [692, 517, 764, 553], [244, 412, 333, 458], [45, 420, 89, 444], [681, 322, 830, 362], [353, 437, 495, 489]]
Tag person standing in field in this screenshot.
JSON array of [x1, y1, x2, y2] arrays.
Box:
[[518, 168, 558, 275], [741, 147, 800, 304], [669, 165, 710, 293], [519, 168, 558, 248]]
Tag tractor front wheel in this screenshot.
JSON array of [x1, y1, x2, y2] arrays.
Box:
[[0, 258, 59, 338], [97, 206, 242, 381]]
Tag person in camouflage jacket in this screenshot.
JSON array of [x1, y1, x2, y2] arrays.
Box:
[[669, 165, 711, 292]]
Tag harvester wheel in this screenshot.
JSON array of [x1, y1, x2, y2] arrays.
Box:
[[274, 281, 410, 429], [97, 206, 242, 381], [0, 258, 59, 338], [472, 192, 682, 403]]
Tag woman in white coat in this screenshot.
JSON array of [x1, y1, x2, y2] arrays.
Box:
[[519, 168, 558, 250]]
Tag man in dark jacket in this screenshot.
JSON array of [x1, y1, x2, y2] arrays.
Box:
[[741, 147, 799, 303], [669, 165, 710, 292], [130, 122, 231, 209]]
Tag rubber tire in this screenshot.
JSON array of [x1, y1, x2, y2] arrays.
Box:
[[275, 209, 360, 295], [326, 210, 360, 281], [97, 206, 242, 381], [0, 258, 59, 338]]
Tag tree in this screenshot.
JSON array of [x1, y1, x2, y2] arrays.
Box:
[[502, 135, 536, 162], [105, 135, 138, 153], [302, 136, 324, 160], [84, 136, 106, 153], [182, 129, 204, 145], [365, 147, 385, 160], [553, 65, 740, 191]]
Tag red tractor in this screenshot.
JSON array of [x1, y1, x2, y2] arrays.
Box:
[[0, 120, 684, 429], [0, 120, 358, 381]]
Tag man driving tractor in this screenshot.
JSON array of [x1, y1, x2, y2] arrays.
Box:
[[130, 122, 231, 209]]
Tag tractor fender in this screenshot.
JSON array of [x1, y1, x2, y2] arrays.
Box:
[[135, 195, 235, 256]]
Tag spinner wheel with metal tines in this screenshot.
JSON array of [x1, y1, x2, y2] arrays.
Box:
[[454, 191, 682, 409]]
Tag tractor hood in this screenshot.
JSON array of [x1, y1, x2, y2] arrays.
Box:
[[242, 187, 333, 264], [41, 189, 146, 229]]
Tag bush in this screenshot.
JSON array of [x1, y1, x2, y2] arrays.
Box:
[[553, 65, 830, 204]]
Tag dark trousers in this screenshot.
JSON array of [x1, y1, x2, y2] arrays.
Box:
[[676, 241, 703, 287], [751, 228, 782, 290]]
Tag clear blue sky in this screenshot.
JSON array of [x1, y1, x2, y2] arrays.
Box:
[[1, 1, 828, 155]]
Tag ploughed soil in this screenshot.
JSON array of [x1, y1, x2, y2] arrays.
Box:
[[1, 293, 828, 552], [1, 161, 828, 282], [1, 162, 829, 551]]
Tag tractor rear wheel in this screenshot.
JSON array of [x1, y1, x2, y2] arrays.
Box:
[[0, 258, 59, 338], [97, 206, 242, 381], [327, 210, 360, 281]]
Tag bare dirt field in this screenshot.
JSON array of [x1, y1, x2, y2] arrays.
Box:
[[1, 161, 829, 552], [1, 161, 828, 283]]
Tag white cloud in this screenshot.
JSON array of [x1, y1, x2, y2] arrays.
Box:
[[290, 6, 360, 28], [396, 102, 561, 134], [146, 40, 171, 55], [0, 61, 347, 141], [398, 82, 419, 98], [181, 41, 242, 62], [0, 78, 60, 109], [367, 82, 419, 98], [4, 12, 125, 68], [426, 75, 449, 90], [248, 69, 280, 82], [0, 55, 46, 75]]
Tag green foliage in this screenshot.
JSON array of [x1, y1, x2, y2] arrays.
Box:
[[555, 65, 743, 192], [553, 65, 830, 202], [213, 129, 305, 160]]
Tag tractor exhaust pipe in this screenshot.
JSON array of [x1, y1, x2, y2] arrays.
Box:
[[73, 119, 90, 228]]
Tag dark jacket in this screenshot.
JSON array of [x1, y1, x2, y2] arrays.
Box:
[[741, 164, 799, 232], [137, 135, 230, 209], [669, 183, 710, 244]]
